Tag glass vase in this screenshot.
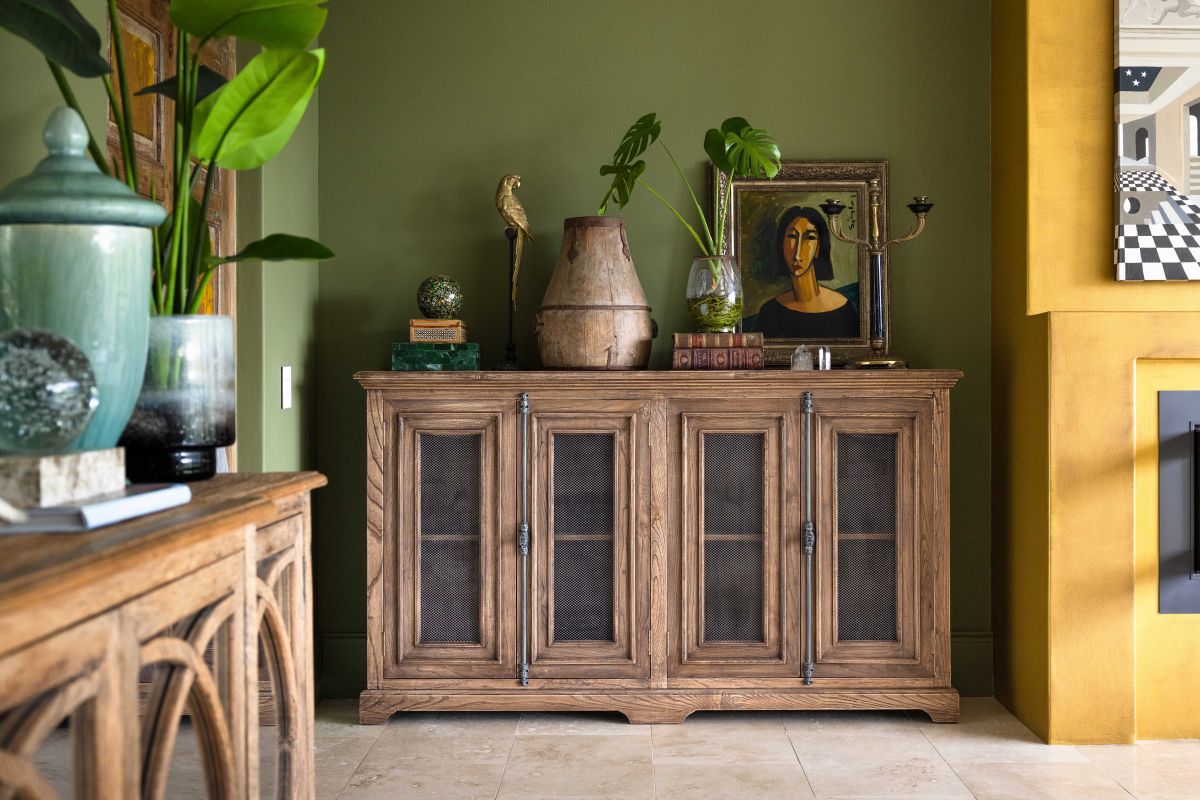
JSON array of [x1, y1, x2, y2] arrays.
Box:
[[119, 315, 235, 482], [685, 255, 742, 333]]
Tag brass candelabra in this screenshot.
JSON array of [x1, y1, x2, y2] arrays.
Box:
[[819, 179, 933, 368]]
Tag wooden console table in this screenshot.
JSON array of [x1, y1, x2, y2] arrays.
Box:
[[0, 472, 325, 799], [356, 370, 960, 725]]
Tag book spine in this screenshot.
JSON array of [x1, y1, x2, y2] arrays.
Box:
[[672, 332, 764, 348], [692, 348, 712, 369], [672, 349, 693, 369]]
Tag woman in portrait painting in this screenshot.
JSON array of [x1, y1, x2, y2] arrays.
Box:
[[746, 206, 859, 338]]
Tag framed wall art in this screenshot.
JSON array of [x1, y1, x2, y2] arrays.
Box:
[[1116, 1, 1200, 280], [714, 159, 889, 365]]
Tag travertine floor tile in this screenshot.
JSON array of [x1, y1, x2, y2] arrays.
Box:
[[653, 761, 816, 799], [652, 711, 798, 765], [498, 734, 654, 798], [791, 732, 972, 797], [338, 758, 506, 800], [1078, 740, 1200, 797], [518, 711, 650, 736], [315, 698, 387, 739], [782, 709, 917, 736], [914, 698, 1087, 764], [315, 736, 381, 799], [951, 762, 1134, 799]]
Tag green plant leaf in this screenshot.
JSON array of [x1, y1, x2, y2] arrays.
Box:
[[190, 48, 324, 168], [212, 90, 306, 169], [609, 112, 660, 166], [206, 233, 333, 265], [703, 127, 732, 174], [710, 116, 781, 179], [169, 0, 327, 48], [0, 0, 109, 76], [598, 160, 646, 214], [136, 65, 227, 103]]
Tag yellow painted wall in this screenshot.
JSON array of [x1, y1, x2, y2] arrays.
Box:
[[1134, 359, 1200, 740], [991, 0, 1051, 742], [995, 0, 1200, 742]]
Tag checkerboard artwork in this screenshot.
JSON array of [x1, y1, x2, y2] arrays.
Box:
[[1116, 170, 1200, 281], [1115, 5, 1200, 282]]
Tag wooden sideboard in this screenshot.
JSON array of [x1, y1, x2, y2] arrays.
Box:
[[0, 472, 325, 799], [355, 370, 960, 725]]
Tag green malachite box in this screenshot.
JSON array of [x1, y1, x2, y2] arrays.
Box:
[[391, 342, 480, 371]]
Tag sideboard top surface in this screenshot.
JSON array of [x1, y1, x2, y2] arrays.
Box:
[[355, 369, 962, 392]]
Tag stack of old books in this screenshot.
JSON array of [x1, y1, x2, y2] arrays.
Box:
[[671, 332, 765, 369]]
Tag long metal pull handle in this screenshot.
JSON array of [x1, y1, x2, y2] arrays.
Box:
[[518, 392, 530, 686], [802, 391, 815, 685]]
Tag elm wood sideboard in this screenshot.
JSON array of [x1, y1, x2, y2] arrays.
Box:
[[355, 370, 960, 725], [0, 472, 324, 799]]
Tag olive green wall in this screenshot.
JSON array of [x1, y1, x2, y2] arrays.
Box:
[[315, 0, 993, 696]]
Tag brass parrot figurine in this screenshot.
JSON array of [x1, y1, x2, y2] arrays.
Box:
[[495, 174, 533, 303]]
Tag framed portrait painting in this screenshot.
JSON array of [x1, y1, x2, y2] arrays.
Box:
[[714, 160, 889, 366]]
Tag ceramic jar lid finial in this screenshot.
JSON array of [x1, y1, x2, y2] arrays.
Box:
[[0, 107, 166, 228], [44, 107, 89, 157]]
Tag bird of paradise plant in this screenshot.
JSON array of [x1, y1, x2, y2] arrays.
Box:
[[0, 0, 334, 316]]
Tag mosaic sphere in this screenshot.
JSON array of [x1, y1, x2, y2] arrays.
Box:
[[416, 274, 463, 319], [0, 328, 98, 453]]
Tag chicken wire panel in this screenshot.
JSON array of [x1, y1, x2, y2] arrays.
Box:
[[701, 433, 766, 643], [418, 433, 482, 644], [836, 433, 897, 534], [837, 538, 898, 642], [552, 433, 616, 642]]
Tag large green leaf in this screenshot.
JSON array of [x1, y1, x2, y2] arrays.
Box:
[[0, 0, 109, 76], [207, 233, 333, 265], [136, 65, 227, 103], [598, 160, 646, 214], [704, 116, 781, 179], [609, 112, 660, 166], [169, 0, 326, 48], [212, 90, 306, 170], [190, 48, 323, 169]]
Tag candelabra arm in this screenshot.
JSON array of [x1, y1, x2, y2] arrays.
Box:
[[887, 214, 927, 247], [826, 215, 869, 249]]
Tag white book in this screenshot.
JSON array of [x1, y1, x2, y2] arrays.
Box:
[[0, 484, 192, 534]]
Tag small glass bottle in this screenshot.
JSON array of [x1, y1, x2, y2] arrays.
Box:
[[790, 345, 814, 370]]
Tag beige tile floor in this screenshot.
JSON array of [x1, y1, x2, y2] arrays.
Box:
[[31, 697, 1200, 798]]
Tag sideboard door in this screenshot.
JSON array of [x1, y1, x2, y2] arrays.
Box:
[[382, 404, 516, 680], [526, 400, 650, 679], [667, 402, 803, 678], [813, 397, 941, 680]]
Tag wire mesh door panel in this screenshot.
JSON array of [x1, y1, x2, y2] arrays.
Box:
[[386, 409, 515, 679], [815, 403, 932, 678], [529, 404, 648, 679], [669, 406, 802, 678]]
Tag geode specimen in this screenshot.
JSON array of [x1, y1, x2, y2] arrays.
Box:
[[0, 328, 98, 453], [416, 274, 464, 319]]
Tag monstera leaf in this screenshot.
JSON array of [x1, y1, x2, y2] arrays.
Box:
[[598, 159, 647, 214], [0, 0, 109, 76], [190, 48, 324, 169], [169, 0, 327, 48], [704, 116, 781, 179]]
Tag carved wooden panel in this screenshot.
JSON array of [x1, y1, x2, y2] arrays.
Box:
[[668, 401, 803, 678], [382, 403, 517, 680], [814, 397, 937, 679], [528, 400, 650, 679]]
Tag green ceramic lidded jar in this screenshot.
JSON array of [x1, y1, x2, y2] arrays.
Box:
[[0, 108, 166, 450]]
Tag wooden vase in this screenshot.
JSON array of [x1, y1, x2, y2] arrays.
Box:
[[535, 216, 655, 369]]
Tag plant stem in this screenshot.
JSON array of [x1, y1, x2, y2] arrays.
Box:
[[658, 139, 715, 255], [46, 60, 111, 175], [106, 0, 137, 190], [714, 170, 734, 256], [636, 177, 708, 255], [164, 28, 188, 316]]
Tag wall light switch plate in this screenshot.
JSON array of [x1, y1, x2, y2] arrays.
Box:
[[281, 365, 292, 410]]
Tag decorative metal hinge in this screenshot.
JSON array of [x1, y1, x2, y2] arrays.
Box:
[[518, 523, 530, 555], [518, 392, 530, 414], [519, 664, 529, 686], [802, 662, 814, 685], [802, 520, 815, 555], [802, 391, 813, 414]]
